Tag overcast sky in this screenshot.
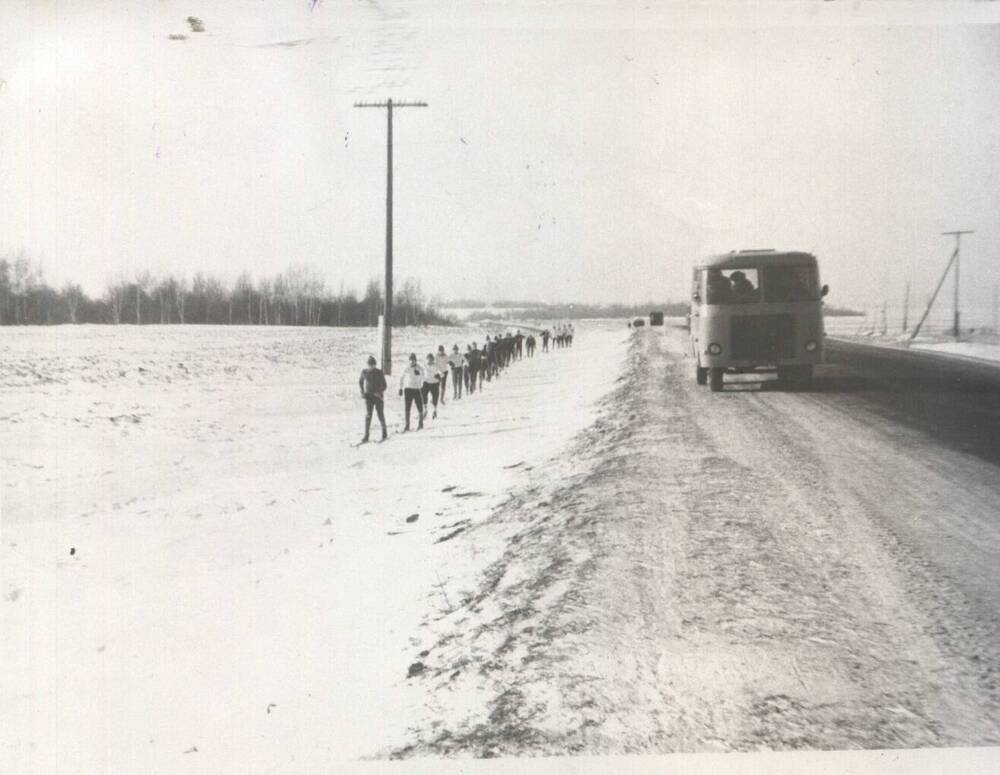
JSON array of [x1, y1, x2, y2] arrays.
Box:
[[2, 0, 999, 313]]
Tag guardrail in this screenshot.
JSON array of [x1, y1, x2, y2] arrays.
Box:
[[825, 337, 1000, 389]]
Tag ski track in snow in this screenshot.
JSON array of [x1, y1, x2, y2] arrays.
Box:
[[396, 327, 1000, 757]]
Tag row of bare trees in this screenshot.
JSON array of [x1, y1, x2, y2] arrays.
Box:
[[0, 255, 451, 327]]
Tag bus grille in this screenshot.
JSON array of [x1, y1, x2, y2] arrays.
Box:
[[731, 315, 795, 361]]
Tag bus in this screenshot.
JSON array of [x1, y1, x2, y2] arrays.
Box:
[[689, 249, 828, 392]]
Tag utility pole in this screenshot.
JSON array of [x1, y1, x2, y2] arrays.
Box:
[[994, 284, 998, 340], [354, 98, 428, 374], [910, 230, 973, 342], [902, 281, 910, 333], [942, 230, 973, 340]]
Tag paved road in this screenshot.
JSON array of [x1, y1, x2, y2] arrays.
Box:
[[400, 325, 1000, 756]]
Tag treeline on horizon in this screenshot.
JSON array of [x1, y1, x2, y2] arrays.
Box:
[[1, 254, 863, 327], [0, 254, 453, 327]]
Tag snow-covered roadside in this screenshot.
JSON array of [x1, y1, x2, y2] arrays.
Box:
[[825, 316, 1000, 364], [1, 322, 626, 773], [397, 326, 1000, 758], [911, 340, 1000, 362]]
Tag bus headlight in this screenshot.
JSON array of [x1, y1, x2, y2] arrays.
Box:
[[707, 342, 722, 355], [805, 340, 817, 352]]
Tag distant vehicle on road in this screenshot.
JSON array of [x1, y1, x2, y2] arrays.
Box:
[[632, 318, 646, 328], [689, 249, 828, 392], [649, 311, 664, 326]]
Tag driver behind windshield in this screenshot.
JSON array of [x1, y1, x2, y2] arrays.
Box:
[[730, 271, 758, 302]]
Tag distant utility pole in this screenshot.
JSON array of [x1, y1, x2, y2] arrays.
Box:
[[354, 98, 428, 375], [902, 281, 910, 333], [909, 230, 973, 342], [943, 230, 973, 340], [994, 284, 998, 340]]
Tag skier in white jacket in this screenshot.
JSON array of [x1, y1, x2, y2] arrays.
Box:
[[398, 353, 425, 431], [421, 353, 441, 419], [435, 346, 451, 405]]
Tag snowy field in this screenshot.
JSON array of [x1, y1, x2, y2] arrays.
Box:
[[1, 322, 625, 772], [5, 320, 1000, 775]]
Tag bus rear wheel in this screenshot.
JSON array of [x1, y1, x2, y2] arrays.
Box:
[[778, 365, 813, 390], [696, 365, 708, 385], [709, 367, 724, 392]]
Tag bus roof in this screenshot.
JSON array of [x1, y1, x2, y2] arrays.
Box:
[[695, 250, 817, 270]]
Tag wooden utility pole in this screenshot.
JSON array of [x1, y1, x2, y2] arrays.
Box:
[[354, 98, 428, 374], [902, 281, 910, 333], [994, 284, 998, 340], [910, 230, 973, 342], [942, 230, 973, 340]]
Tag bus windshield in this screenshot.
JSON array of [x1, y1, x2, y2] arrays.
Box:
[[761, 265, 819, 302], [700, 265, 819, 304], [703, 268, 760, 304]]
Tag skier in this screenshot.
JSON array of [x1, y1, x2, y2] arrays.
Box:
[[422, 353, 441, 420], [473, 341, 486, 390], [449, 344, 464, 400], [358, 355, 388, 443], [435, 345, 451, 405], [484, 336, 496, 381], [465, 343, 478, 395], [503, 331, 514, 368], [398, 353, 425, 431]]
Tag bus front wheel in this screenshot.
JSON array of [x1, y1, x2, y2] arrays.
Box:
[[709, 368, 724, 392]]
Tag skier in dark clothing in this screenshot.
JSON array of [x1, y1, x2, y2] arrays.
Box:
[[514, 330, 524, 360], [484, 336, 496, 381], [525, 334, 536, 357], [472, 342, 490, 390], [358, 356, 388, 443], [465, 344, 477, 395], [541, 329, 550, 352]]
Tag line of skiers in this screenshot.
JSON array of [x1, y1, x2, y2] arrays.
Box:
[[542, 323, 574, 351], [357, 325, 574, 443]]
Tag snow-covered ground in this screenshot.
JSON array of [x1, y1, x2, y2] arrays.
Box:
[[1, 322, 625, 773], [825, 315, 1000, 363], [910, 340, 1000, 362], [396, 326, 1000, 758], [5, 321, 1000, 774]]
